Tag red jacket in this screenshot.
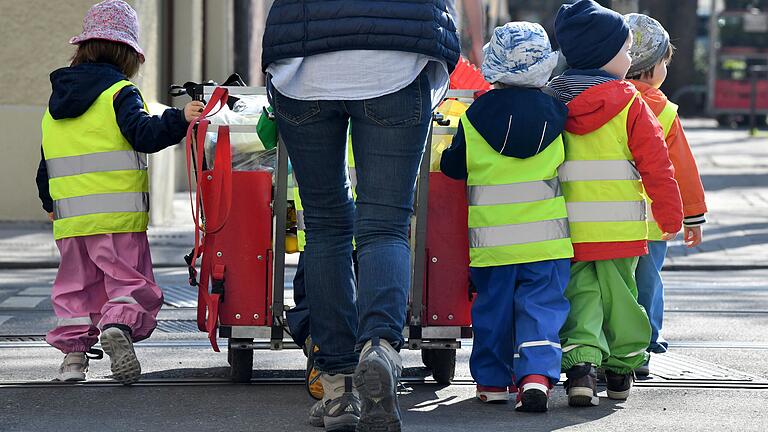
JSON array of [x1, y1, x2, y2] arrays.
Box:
[[630, 81, 708, 219], [565, 81, 683, 261]]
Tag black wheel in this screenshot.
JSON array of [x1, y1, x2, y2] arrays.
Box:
[[421, 349, 435, 370], [422, 348, 456, 384], [229, 338, 253, 383]]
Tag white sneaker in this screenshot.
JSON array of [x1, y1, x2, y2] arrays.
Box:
[[57, 352, 89, 382], [100, 327, 141, 385]]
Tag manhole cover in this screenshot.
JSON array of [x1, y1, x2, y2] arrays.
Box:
[[156, 320, 199, 333], [651, 352, 758, 381]]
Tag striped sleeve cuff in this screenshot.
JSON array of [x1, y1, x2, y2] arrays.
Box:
[[683, 214, 706, 227]]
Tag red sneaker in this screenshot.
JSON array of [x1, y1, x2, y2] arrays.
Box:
[[509, 375, 518, 394], [476, 385, 510, 403], [515, 374, 551, 413]]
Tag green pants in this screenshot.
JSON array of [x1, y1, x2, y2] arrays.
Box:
[[560, 257, 651, 374]]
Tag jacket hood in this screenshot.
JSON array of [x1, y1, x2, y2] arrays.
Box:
[[48, 63, 127, 119], [628, 80, 668, 116], [464, 87, 568, 159], [564, 80, 638, 134]]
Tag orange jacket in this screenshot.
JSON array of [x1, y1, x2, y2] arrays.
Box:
[[630, 81, 708, 220]]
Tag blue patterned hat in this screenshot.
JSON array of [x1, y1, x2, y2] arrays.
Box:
[[482, 22, 558, 88]]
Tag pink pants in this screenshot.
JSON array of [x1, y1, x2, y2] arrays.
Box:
[[46, 232, 163, 354]]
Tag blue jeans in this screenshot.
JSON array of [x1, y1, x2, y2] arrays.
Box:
[[469, 260, 570, 387], [270, 70, 431, 373], [636, 241, 669, 353]]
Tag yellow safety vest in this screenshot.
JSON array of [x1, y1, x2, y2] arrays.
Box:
[[645, 100, 679, 240], [464, 114, 573, 267], [559, 93, 648, 244], [41, 80, 150, 240]]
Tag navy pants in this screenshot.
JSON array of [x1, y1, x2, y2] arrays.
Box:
[[469, 259, 570, 387]]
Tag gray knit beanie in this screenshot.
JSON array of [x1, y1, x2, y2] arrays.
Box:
[[625, 13, 670, 77]]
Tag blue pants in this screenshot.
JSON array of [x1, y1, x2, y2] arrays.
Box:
[[469, 259, 571, 387], [270, 70, 431, 373], [636, 241, 669, 353]]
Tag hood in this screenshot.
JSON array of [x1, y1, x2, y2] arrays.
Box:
[[48, 63, 127, 119], [465, 87, 568, 159], [628, 80, 668, 116], [564, 80, 638, 135]]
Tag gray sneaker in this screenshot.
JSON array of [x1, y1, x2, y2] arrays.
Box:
[[354, 337, 403, 432], [309, 375, 360, 431], [56, 352, 89, 382], [100, 326, 141, 385]]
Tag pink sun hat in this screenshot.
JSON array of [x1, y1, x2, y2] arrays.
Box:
[[69, 0, 145, 61]]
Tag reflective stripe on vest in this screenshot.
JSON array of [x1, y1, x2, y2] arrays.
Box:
[[645, 100, 679, 240], [468, 177, 561, 206], [566, 201, 646, 223], [560, 93, 648, 244], [463, 111, 573, 267], [470, 218, 570, 248], [558, 160, 639, 182], [46, 150, 147, 179], [53, 192, 149, 220], [42, 80, 149, 240]]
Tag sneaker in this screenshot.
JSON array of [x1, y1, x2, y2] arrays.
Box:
[[309, 375, 360, 431], [99, 326, 141, 385], [606, 370, 634, 400], [634, 358, 650, 378], [306, 336, 324, 400], [515, 375, 551, 413], [56, 352, 89, 382], [354, 337, 403, 432], [564, 363, 599, 407], [476, 385, 510, 403]]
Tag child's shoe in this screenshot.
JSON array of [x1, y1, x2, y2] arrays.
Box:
[[634, 358, 650, 377], [515, 375, 551, 413], [476, 385, 510, 403], [309, 374, 360, 431], [100, 325, 141, 385], [605, 370, 634, 400], [564, 363, 599, 407], [56, 352, 89, 382], [305, 336, 324, 400]]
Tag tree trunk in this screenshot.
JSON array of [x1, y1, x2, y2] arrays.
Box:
[[639, 0, 698, 98]]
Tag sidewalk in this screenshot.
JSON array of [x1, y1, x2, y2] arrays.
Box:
[[1, 119, 765, 269]]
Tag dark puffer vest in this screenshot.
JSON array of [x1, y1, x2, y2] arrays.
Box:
[[262, 0, 461, 72]]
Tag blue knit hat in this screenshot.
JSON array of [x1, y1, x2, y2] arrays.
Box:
[[554, 0, 630, 70]]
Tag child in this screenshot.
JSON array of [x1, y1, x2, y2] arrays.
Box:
[[36, 0, 203, 384], [625, 13, 707, 375], [441, 22, 572, 413], [548, 0, 683, 406]]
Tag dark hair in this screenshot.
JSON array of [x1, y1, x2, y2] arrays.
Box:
[[627, 42, 675, 81], [70, 39, 142, 78]]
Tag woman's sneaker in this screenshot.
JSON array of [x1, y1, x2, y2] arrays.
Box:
[[354, 337, 402, 432], [515, 375, 551, 413], [100, 326, 141, 385], [476, 385, 510, 403], [605, 370, 634, 400], [56, 352, 89, 382], [309, 375, 360, 431], [564, 363, 599, 407]]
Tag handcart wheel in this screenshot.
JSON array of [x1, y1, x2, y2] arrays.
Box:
[[229, 338, 253, 383], [422, 348, 456, 385]]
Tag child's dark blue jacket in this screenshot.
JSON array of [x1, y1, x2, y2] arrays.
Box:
[[36, 63, 188, 212], [440, 87, 568, 180]]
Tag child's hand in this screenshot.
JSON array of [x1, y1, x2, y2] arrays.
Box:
[[184, 101, 206, 122], [660, 232, 676, 241], [684, 226, 703, 248], [48, 212, 54, 222]]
